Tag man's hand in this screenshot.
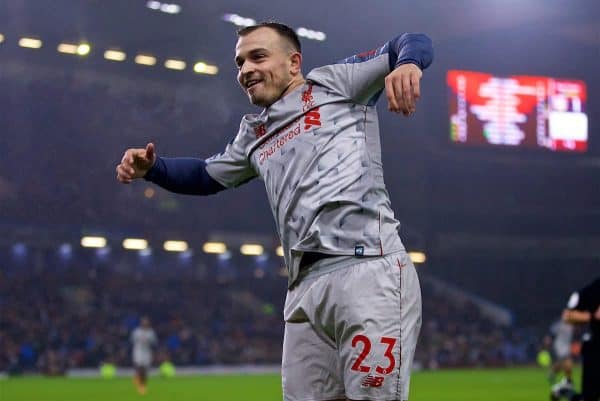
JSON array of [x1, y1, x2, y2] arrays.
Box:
[[116, 143, 156, 184], [385, 63, 422, 116]]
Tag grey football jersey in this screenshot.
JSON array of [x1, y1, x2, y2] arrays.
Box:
[[205, 38, 430, 287], [131, 327, 157, 359]]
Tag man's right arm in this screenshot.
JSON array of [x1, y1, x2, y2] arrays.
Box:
[[144, 157, 226, 195], [117, 124, 258, 193]]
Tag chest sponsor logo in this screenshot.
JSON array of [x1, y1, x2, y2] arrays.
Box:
[[258, 118, 301, 165], [256, 84, 327, 165]]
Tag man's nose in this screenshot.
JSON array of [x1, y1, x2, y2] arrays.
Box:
[[240, 61, 256, 77]]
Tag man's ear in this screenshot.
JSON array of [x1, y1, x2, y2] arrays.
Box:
[[289, 52, 302, 75]]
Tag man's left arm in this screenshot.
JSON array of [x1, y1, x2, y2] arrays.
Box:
[[307, 33, 433, 114]]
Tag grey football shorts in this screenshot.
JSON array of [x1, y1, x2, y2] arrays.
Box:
[[282, 250, 422, 401]]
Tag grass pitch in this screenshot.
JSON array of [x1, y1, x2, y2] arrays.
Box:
[[0, 367, 577, 401]]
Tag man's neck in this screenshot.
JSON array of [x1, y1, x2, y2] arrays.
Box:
[[280, 76, 306, 100]]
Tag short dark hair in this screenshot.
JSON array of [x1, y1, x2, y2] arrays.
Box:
[[237, 21, 302, 53]]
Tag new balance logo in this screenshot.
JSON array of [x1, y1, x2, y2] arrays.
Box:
[[361, 375, 385, 388]]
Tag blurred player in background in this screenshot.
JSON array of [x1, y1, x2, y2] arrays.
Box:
[[561, 277, 600, 401], [549, 319, 575, 399], [117, 21, 433, 401], [131, 316, 158, 395]]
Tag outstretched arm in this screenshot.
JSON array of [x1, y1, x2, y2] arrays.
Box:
[[116, 143, 226, 195]]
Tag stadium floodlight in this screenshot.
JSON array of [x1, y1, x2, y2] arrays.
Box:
[[164, 59, 186, 70], [122, 238, 148, 250], [57, 42, 90, 56], [76, 43, 90, 56], [0, 34, 5, 43], [193, 62, 219, 75], [160, 3, 181, 14], [135, 54, 157, 66], [104, 49, 126, 62], [240, 244, 264, 256], [408, 251, 426, 264], [202, 242, 227, 254], [296, 27, 327, 42], [146, 0, 161, 10], [81, 236, 107, 248], [57, 43, 78, 54], [163, 240, 188, 252], [19, 37, 42, 49], [147, 1, 181, 14], [276, 245, 284, 257], [222, 13, 256, 27]]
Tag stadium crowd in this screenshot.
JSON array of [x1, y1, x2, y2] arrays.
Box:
[[1, 252, 540, 375]]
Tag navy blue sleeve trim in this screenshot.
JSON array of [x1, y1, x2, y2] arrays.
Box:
[[391, 33, 433, 71], [143, 157, 226, 195], [338, 33, 433, 72]]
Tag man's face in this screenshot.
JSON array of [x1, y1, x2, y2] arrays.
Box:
[[235, 27, 296, 107]]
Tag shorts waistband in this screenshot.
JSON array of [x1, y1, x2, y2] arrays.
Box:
[[297, 253, 380, 283]]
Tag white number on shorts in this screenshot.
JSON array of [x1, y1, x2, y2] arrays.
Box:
[[350, 335, 398, 374]]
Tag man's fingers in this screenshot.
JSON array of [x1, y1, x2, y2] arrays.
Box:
[[117, 176, 132, 184], [385, 64, 423, 116], [410, 72, 421, 101], [145, 143, 155, 161], [116, 165, 132, 183], [385, 77, 400, 112], [120, 152, 137, 175], [131, 148, 146, 163], [393, 78, 408, 114], [401, 74, 413, 113], [116, 164, 131, 180], [117, 144, 155, 184]]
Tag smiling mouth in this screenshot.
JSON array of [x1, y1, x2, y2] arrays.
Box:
[[246, 80, 262, 90]]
